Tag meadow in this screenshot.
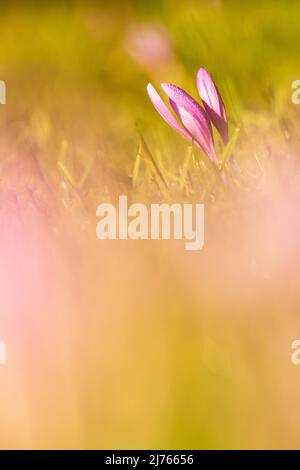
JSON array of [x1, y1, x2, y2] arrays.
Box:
[[0, 0, 300, 449]]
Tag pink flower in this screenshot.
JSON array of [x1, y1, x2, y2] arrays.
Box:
[[197, 68, 228, 144], [147, 82, 217, 162], [125, 24, 173, 72]]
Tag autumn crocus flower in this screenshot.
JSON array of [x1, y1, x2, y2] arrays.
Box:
[[125, 24, 173, 72], [197, 68, 228, 144], [147, 68, 229, 162], [147, 82, 217, 162]]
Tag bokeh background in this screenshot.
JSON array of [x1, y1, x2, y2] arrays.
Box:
[[0, 0, 300, 449]]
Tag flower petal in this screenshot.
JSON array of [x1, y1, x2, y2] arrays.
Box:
[[197, 68, 228, 144], [146, 83, 190, 140], [162, 83, 217, 162]]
